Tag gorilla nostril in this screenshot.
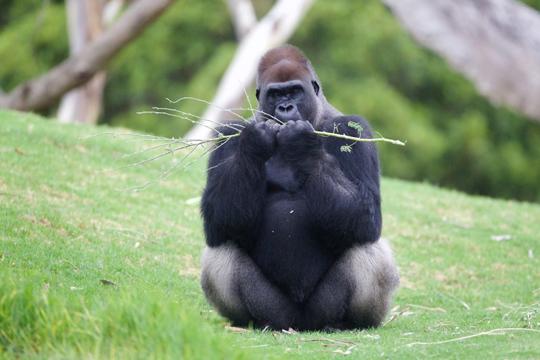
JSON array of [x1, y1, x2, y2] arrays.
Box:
[[278, 104, 295, 113]]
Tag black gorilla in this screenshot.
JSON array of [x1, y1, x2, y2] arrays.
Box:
[[200, 45, 399, 330]]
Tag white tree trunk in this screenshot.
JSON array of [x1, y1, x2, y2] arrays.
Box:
[[383, 0, 540, 122], [184, 0, 315, 140], [58, 0, 124, 124], [226, 0, 257, 39]]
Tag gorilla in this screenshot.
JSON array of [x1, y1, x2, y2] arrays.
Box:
[[200, 45, 399, 331]]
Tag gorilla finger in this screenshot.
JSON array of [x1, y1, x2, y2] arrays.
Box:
[[304, 120, 314, 129], [269, 124, 281, 134], [285, 120, 297, 127], [298, 120, 315, 132], [261, 121, 278, 135]]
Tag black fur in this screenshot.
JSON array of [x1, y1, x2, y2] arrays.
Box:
[[201, 45, 394, 330]]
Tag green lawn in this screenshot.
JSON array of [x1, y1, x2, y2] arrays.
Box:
[[0, 110, 539, 359]]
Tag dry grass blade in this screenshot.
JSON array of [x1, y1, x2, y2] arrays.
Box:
[[224, 325, 249, 333], [405, 328, 540, 347]]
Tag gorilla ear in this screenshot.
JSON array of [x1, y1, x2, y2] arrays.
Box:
[[256, 88, 260, 100], [311, 81, 320, 96]]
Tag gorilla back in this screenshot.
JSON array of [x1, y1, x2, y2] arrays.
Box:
[[200, 45, 399, 330]]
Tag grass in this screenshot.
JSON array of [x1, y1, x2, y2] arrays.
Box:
[[0, 110, 539, 359]]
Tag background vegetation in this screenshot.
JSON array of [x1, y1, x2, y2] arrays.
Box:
[[1, 0, 540, 202]]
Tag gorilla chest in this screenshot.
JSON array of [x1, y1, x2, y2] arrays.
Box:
[[250, 191, 334, 304], [265, 155, 304, 193]]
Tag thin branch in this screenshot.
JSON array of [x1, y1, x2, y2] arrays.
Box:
[[137, 110, 226, 137], [111, 103, 405, 187], [314, 130, 406, 146], [151, 107, 246, 131], [166, 97, 251, 123], [167, 96, 284, 124], [177, 127, 404, 147]]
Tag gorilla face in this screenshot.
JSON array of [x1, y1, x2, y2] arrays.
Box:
[[256, 55, 321, 123]]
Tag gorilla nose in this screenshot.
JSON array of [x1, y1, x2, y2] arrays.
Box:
[[278, 104, 294, 113], [276, 103, 299, 121]]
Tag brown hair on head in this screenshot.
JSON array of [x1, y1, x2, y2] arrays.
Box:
[[257, 45, 312, 85]]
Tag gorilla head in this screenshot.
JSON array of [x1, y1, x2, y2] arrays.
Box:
[[256, 46, 325, 124]]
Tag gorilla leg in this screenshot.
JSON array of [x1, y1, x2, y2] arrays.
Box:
[[302, 238, 399, 330], [201, 243, 300, 329]]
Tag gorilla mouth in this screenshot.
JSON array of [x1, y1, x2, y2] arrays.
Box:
[[274, 109, 302, 123], [278, 116, 302, 122]]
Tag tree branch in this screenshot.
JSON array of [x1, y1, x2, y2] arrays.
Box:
[[0, 0, 173, 112], [383, 0, 540, 122]]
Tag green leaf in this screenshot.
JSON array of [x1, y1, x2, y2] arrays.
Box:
[[347, 121, 363, 136]]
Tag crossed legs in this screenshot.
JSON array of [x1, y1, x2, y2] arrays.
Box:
[[200, 239, 399, 330]]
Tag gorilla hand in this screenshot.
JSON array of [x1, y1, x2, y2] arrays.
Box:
[[239, 121, 279, 160], [277, 120, 322, 162]]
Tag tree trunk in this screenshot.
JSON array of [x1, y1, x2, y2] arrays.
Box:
[[184, 0, 315, 140], [58, 0, 107, 124], [383, 0, 540, 122], [0, 0, 173, 112], [226, 0, 257, 40]]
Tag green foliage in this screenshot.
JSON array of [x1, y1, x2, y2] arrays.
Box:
[[1, 111, 540, 358], [522, 0, 540, 10], [1, 1, 540, 201], [0, 2, 67, 99], [347, 120, 363, 136], [340, 144, 352, 153]]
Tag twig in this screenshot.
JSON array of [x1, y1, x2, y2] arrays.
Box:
[[80, 131, 169, 142], [435, 291, 471, 310], [406, 304, 447, 313], [300, 337, 356, 346], [166, 96, 251, 123], [405, 328, 540, 347], [314, 130, 406, 146], [95, 98, 406, 189]]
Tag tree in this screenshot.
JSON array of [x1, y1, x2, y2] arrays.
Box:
[[0, 0, 173, 116], [57, 0, 125, 124], [383, 0, 540, 122], [226, 0, 257, 40]]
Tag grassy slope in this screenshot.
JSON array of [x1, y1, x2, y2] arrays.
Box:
[[0, 110, 539, 359]]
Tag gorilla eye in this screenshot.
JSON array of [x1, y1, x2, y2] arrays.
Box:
[[255, 88, 260, 100], [312, 81, 320, 95]]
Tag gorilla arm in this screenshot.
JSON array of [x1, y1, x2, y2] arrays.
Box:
[[201, 121, 276, 250], [312, 116, 382, 251], [279, 116, 382, 253]]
